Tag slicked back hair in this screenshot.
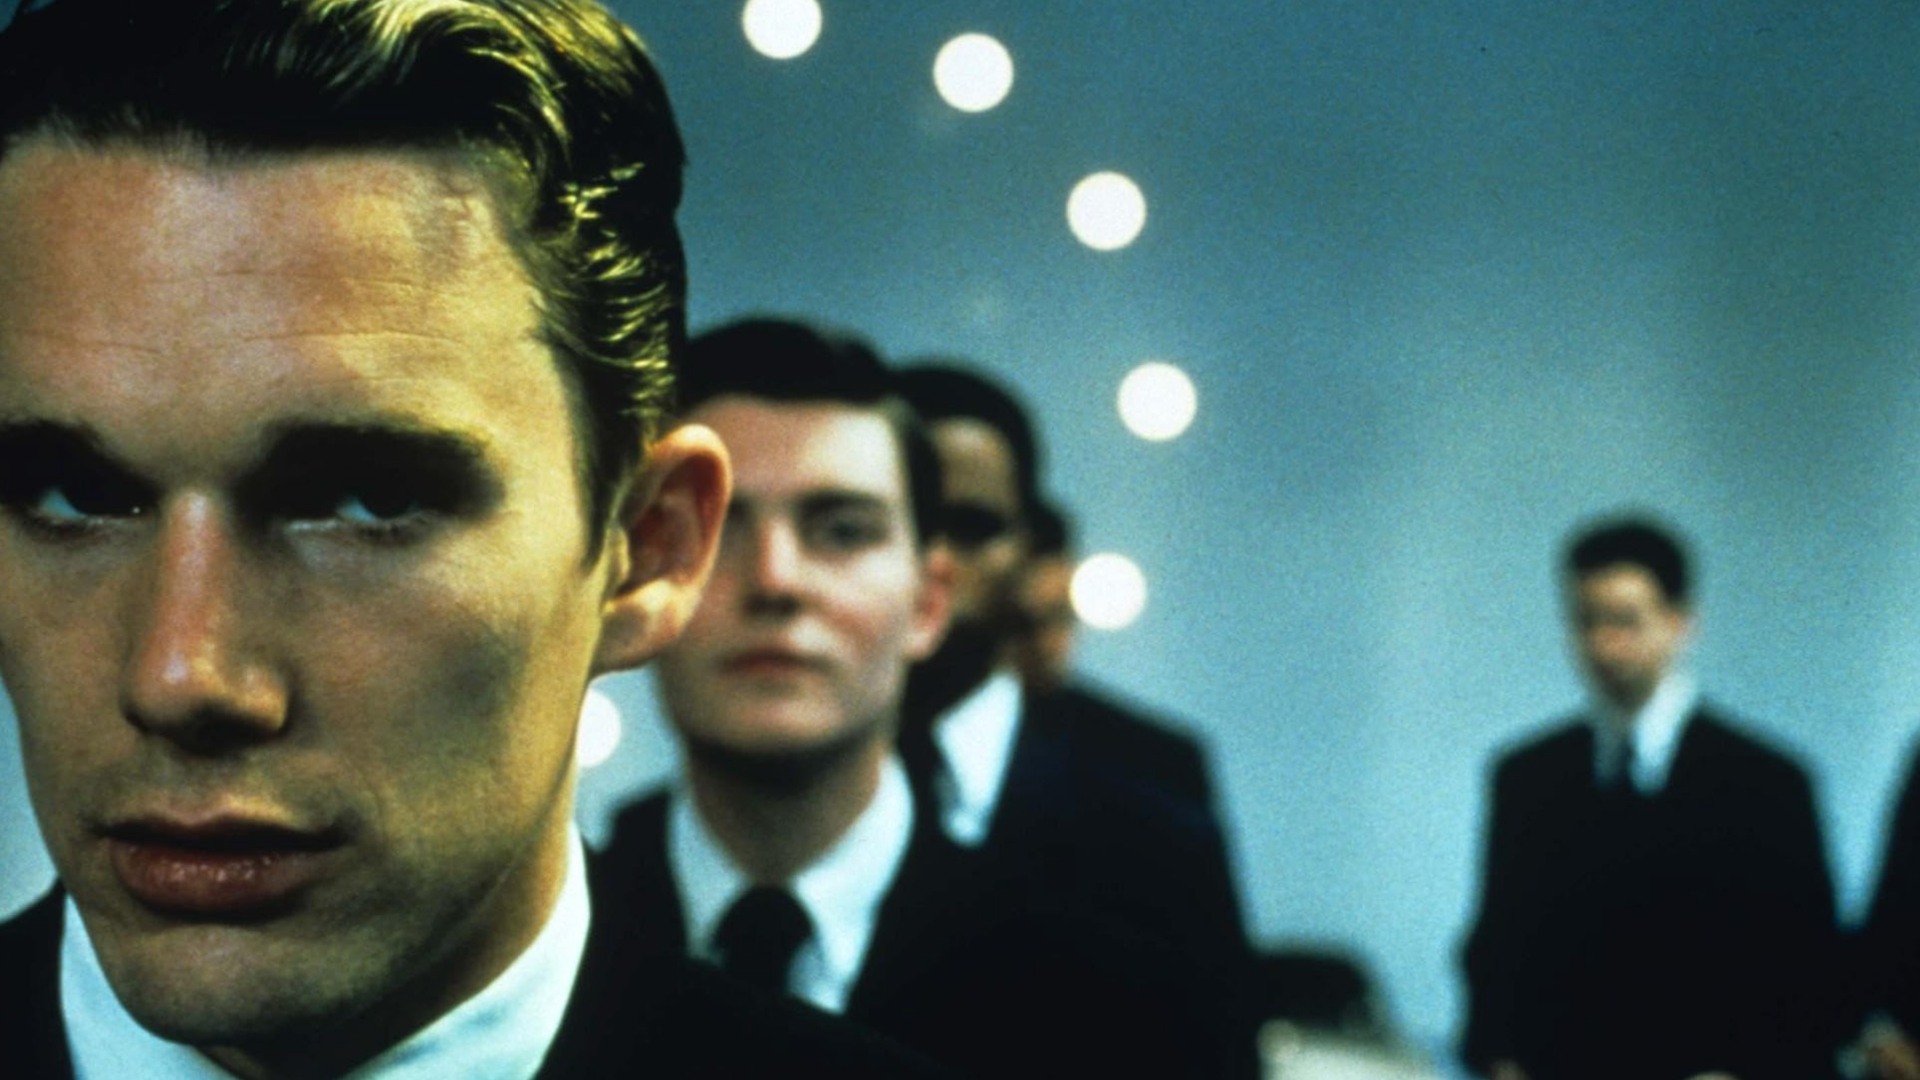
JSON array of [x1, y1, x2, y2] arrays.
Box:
[[1566, 515, 1691, 606], [896, 362, 1042, 521], [680, 317, 943, 550], [0, 0, 687, 540]]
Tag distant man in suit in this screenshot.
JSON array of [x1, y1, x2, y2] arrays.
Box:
[[1460, 517, 1839, 1080], [894, 365, 1253, 1005], [0, 3, 949, 1076], [1854, 746, 1920, 1079], [1014, 499, 1218, 812], [601, 319, 1242, 1077]]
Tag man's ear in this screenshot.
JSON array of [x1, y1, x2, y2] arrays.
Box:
[[905, 541, 956, 662], [592, 422, 730, 675]]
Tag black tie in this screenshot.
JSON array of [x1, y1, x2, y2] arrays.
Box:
[[713, 886, 812, 995], [1604, 738, 1638, 796]]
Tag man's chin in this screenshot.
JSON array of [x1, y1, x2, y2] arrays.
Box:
[[685, 728, 874, 794], [92, 917, 380, 1050]]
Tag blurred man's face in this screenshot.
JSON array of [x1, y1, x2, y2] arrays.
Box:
[[1013, 555, 1076, 694], [927, 418, 1025, 626], [657, 398, 947, 764], [0, 142, 636, 1064], [1569, 563, 1691, 712]]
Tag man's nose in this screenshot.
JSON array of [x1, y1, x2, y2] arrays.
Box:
[[742, 518, 807, 612], [121, 496, 289, 751]]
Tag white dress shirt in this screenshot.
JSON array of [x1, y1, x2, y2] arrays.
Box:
[[63, 826, 593, 1080], [1590, 670, 1699, 795], [930, 670, 1024, 847], [669, 755, 914, 1014]]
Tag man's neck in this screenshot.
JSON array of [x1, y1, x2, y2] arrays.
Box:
[[686, 739, 888, 884]]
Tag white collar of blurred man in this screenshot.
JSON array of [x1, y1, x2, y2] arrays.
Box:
[[652, 395, 952, 885], [927, 670, 1025, 847], [63, 828, 594, 1080], [666, 758, 915, 1013], [1588, 670, 1699, 796]]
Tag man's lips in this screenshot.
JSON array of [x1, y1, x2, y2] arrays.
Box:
[[722, 649, 828, 677], [103, 817, 345, 919]]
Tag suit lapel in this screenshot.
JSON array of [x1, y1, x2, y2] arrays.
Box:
[[593, 791, 689, 961], [844, 804, 979, 1019], [0, 890, 75, 1079]]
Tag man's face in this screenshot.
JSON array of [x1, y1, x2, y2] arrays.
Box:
[[1569, 563, 1691, 712], [656, 398, 947, 762], [1013, 555, 1076, 694], [927, 418, 1026, 626], [0, 143, 630, 1054]]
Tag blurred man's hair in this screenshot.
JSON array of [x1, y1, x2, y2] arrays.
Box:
[[682, 317, 942, 549], [896, 363, 1042, 518], [1566, 515, 1691, 605]]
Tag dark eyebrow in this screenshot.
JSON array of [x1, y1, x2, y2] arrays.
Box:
[[795, 490, 894, 518], [0, 419, 151, 487], [0, 417, 127, 463], [255, 420, 493, 476], [236, 420, 504, 511]]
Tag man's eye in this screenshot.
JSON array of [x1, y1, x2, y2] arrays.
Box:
[[30, 487, 92, 524], [808, 514, 887, 552], [333, 489, 423, 525], [280, 481, 432, 537], [4, 475, 152, 534]]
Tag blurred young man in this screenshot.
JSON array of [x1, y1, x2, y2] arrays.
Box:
[[1013, 500, 1216, 812], [895, 365, 1248, 962], [1460, 517, 1839, 1080], [604, 320, 1246, 1078], [0, 3, 943, 1076]]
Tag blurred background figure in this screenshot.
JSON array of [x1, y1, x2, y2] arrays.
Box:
[[896, 362, 1257, 1060], [600, 318, 1244, 1077], [1255, 948, 1454, 1080], [1011, 501, 1078, 698], [1014, 499, 1219, 814], [1851, 745, 1920, 1080], [1460, 516, 1840, 1080]]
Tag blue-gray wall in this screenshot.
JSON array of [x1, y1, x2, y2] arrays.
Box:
[[5, 0, 1917, 1060]]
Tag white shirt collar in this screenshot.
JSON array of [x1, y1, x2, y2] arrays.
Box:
[[63, 826, 593, 1080], [668, 755, 914, 1014], [930, 670, 1024, 847], [1590, 670, 1699, 794]]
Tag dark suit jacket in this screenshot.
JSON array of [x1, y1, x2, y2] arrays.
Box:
[[1460, 707, 1840, 1080], [973, 689, 1251, 976], [1860, 743, 1920, 1035], [599, 789, 1258, 1079], [1030, 682, 1217, 812], [0, 872, 954, 1080]]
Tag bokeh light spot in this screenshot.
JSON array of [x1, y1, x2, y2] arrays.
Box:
[[576, 687, 624, 769], [742, 0, 822, 60], [1118, 362, 1198, 442], [1071, 553, 1149, 631], [1066, 171, 1147, 251], [933, 33, 1014, 113]]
